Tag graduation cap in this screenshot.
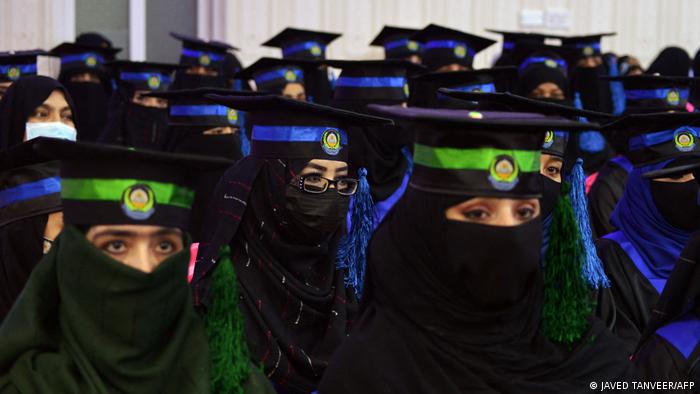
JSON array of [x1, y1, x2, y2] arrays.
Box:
[[366, 105, 593, 197], [641, 159, 700, 179], [324, 59, 426, 103], [486, 29, 562, 54], [262, 28, 341, 60], [170, 32, 235, 70], [0, 138, 61, 227], [560, 33, 615, 59], [108, 61, 182, 92], [236, 57, 319, 93], [410, 24, 496, 71], [203, 94, 392, 162], [0, 50, 60, 83], [603, 112, 700, 166], [76, 32, 117, 53], [601, 75, 696, 114], [51, 42, 121, 80], [369, 26, 423, 60], [408, 66, 517, 108], [32, 138, 232, 229]]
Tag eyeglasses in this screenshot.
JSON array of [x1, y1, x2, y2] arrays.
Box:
[[295, 175, 359, 195]]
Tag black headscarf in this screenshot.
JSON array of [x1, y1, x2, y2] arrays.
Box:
[[0, 76, 77, 150], [0, 215, 47, 323], [319, 187, 636, 394], [647, 47, 691, 77], [516, 53, 569, 99], [193, 156, 357, 393], [61, 81, 110, 143]]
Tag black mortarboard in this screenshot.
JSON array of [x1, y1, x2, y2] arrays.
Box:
[[0, 138, 61, 227], [0, 50, 59, 83], [76, 32, 116, 53], [204, 94, 392, 162], [410, 24, 496, 71], [324, 59, 426, 103], [33, 138, 232, 229], [51, 42, 121, 80], [108, 61, 182, 92], [408, 66, 517, 108], [366, 105, 594, 197], [235, 57, 319, 93], [603, 112, 700, 166], [369, 26, 423, 60], [438, 90, 613, 158], [486, 29, 562, 55], [601, 75, 696, 114], [262, 28, 341, 60], [560, 33, 615, 59], [170, 32, 235, 70], [144, 88, 262, 128]]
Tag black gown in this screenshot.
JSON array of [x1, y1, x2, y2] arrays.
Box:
[[588, 158, 631, 239]]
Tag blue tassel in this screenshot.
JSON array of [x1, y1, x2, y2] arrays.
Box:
[[336, 167, 375, 298], [567, 158, 610, 288], [401, 146, 414, 176], [238, 112, 250, 157], [573, 92, 584, 111], [607, 56, 626, 115]]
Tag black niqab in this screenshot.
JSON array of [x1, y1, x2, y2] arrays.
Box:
[[646, 47, 691, 77]]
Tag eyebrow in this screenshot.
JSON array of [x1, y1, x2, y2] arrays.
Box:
[[305, 162, 327, 172], [91, 228, 182, 239]]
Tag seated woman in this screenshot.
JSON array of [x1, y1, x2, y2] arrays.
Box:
[[596, 112, 700, 351], [633, 161, 700, 389], [236, 57, 321, 102], [192, 94, 392, 393], [0, 139, 272, 393], [318, 106, 636, 393]]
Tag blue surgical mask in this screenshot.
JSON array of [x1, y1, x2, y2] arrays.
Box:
[[25, 122, 77, 142]]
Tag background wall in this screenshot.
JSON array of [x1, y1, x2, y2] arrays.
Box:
[[2, 0, 700, 70]]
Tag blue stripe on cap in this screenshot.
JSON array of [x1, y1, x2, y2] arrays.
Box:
[[170, 104, 229, 117], [519, 56, 568, 74], [60, 53, 105, 66], [451, 82, 496, 93], [0, 177, 61, 208], [424, 40, 475, 57], [384, 39, 421, 51], [574, 42, 601, 51], [628, 126, 700, 151], [181, 48, 224, 62], [119, 72, 172, 85], [502, 41, 515, 50], [335, 76, 406, 88], [282, 41, 325, 57], [252, 125, 347, 144], [624, 88, 689, 102], [0, 64, 37, 79], [254, 68, 303, 84]]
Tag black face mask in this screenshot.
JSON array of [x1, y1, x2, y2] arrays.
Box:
[[172, 132, 243, 161], [63, 81, 109, 143], [438, 218, 542, 309], [124, 103, 169, 150], [540, 175, 562, 219], [284, 186, 350, 244], [651, 180, 700, 232]]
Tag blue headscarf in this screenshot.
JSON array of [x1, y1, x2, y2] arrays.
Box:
[[610, 158, 691, 279]]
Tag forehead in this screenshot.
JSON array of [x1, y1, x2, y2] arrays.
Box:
[[305, 159, 348, 171], [41, 89, 68, 106], [88, 224, 180, 236]]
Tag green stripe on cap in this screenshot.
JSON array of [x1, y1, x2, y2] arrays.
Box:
[[413, 144, 541, 172], [61, 178, 195, 209]]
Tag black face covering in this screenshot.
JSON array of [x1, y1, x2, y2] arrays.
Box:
[[651, 179, 700, 232], [571, 65, 612, 113], [540, 175, 562, 219], [123, 103, 169, 150], [62, 81, 109, 143], [284, 185, 349, 244], [171, 72, 226, 90], [172, 132, 243, 161]]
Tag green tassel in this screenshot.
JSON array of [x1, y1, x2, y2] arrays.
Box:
[[204, 246, 250, 394], [542, 181, 592, 345]]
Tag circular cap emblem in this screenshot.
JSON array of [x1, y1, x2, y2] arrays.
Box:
[[6, 66, 20, 81], [85, 54, 98, 67], [407, 41, 419, 52], [321, 128, 342, 156], [674, 128, 696, 152], [454, 44, 467, 59], [488, 155, 520, 191], [310, 44, 323, 57], [583, 46, 595, 56], [147, 74, 161, 90], [284, 69, 297, 82], [121, 184, 156, 220], [544, 59, 558, 68], [666, 89, 681, 106], [468, 111, 483, 119], [543, 131, 555, 149], [227, 108, 238, 125], [199, 53, 211, 66]]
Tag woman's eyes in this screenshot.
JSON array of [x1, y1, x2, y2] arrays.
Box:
[[103, 240, 126, 254], [463, 209, 489, 220], [546, 166, 561, 175], [155, 241, 175, 254], [61, 111, 73, 122], [516, 206, 537, 219], [31, 109, 50, 119]]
